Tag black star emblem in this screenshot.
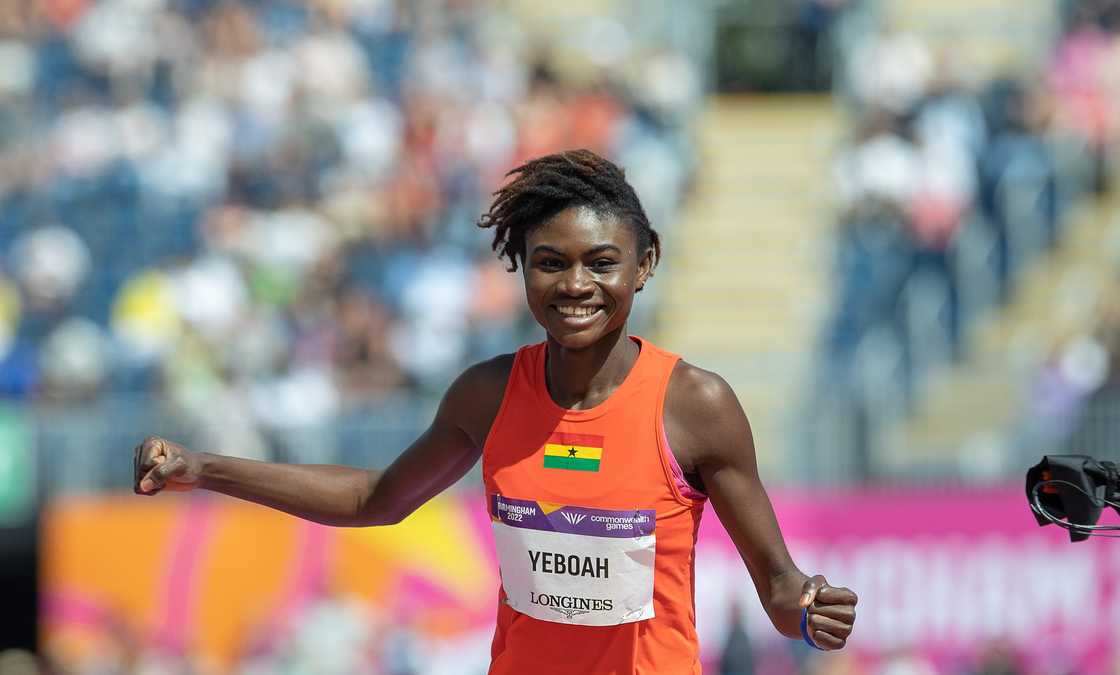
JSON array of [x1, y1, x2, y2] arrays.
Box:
[[568, 447, 577, 457]]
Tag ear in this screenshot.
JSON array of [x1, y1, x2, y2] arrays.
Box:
[[636, 247, 655, 293]]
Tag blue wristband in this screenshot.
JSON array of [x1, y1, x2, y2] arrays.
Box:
[[801, 607, 825, 650]]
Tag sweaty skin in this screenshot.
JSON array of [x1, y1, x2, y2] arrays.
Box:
[[135, 205, 857, 648]]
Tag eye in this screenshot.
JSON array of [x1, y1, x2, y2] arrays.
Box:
[[591, 258, 618, 270], [535, 257, 564, 270]]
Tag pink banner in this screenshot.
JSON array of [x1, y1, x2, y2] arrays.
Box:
[[693, 486, 1118, 673]]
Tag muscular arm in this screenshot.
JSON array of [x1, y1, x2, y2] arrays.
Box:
[[665, 363, 856, 646], [665, 363, 805, 636], [136, 355, 512, 528]]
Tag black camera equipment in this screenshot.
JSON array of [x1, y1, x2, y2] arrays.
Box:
[[1027, 455, 1120, 541]]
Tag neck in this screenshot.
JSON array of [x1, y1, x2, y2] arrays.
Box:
[[544, 326, 639, 410]]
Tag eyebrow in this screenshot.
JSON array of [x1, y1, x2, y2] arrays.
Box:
[[530, 244, 623, 257]]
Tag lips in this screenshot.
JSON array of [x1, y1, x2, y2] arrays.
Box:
[[551, 304, 605, 326], [553, 304, 603, 317]]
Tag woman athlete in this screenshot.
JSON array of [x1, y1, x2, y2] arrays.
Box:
[[134, 150, 857, 674]]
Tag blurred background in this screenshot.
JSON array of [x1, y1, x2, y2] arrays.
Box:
[[0, 0, 1117, 673]]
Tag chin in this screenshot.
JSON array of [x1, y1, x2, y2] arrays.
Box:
[[546, 317, 626, 350], [548, 330, 602, 350]]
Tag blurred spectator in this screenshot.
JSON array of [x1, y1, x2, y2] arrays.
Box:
[[281, 588, 380, 674], [39, 317, 109, 400], [717, 601, 756, 675], [875, 652, 938, 675], [846, 27, 933, 115], [967, 644, 1024, 675], [1033, 276, 1120, 461], [1050, 0, 1120, 192], [10, 225, 89, 313]]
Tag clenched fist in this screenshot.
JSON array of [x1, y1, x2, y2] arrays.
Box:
[[799, 574, 858, 650], [133, 436, 204, 495]]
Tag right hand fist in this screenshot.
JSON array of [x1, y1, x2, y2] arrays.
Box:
[[133, 436, 203, 495]]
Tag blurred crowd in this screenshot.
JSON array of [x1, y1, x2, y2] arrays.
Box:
[[1021, 0, 1120, 463], [0, 0, 696, 461], [817, 0, 1120, 457]]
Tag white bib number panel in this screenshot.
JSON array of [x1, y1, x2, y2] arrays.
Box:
[[490, 494, 656, 627]]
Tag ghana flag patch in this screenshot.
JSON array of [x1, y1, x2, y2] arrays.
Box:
[[542, 432, 604, 472]]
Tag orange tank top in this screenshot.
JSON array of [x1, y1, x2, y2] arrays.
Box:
[[483, 336, 706, 675]]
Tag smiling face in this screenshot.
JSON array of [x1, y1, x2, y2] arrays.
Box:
[[523, 206, 653, 350]]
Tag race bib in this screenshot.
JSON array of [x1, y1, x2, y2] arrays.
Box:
[[490, 494, 656, 626]]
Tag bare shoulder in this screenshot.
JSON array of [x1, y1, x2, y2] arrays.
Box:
[[442, 352, 517, 447], [664, 359, 752, 468], [455, 352, 516, 391], [666, 360, 741, 417]]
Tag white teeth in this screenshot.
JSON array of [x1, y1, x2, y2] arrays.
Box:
[[556, 305, 600, 317]]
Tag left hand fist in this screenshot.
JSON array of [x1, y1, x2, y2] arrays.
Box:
[[799, 575, 857, 650]]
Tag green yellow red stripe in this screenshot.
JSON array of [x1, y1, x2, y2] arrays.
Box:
[[542, 432, 604, 472]]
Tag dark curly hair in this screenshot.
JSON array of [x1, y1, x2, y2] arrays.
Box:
[[477, 149, 661, 273]]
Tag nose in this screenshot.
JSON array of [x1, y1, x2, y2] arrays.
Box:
[[557, 263, 594, 297]]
